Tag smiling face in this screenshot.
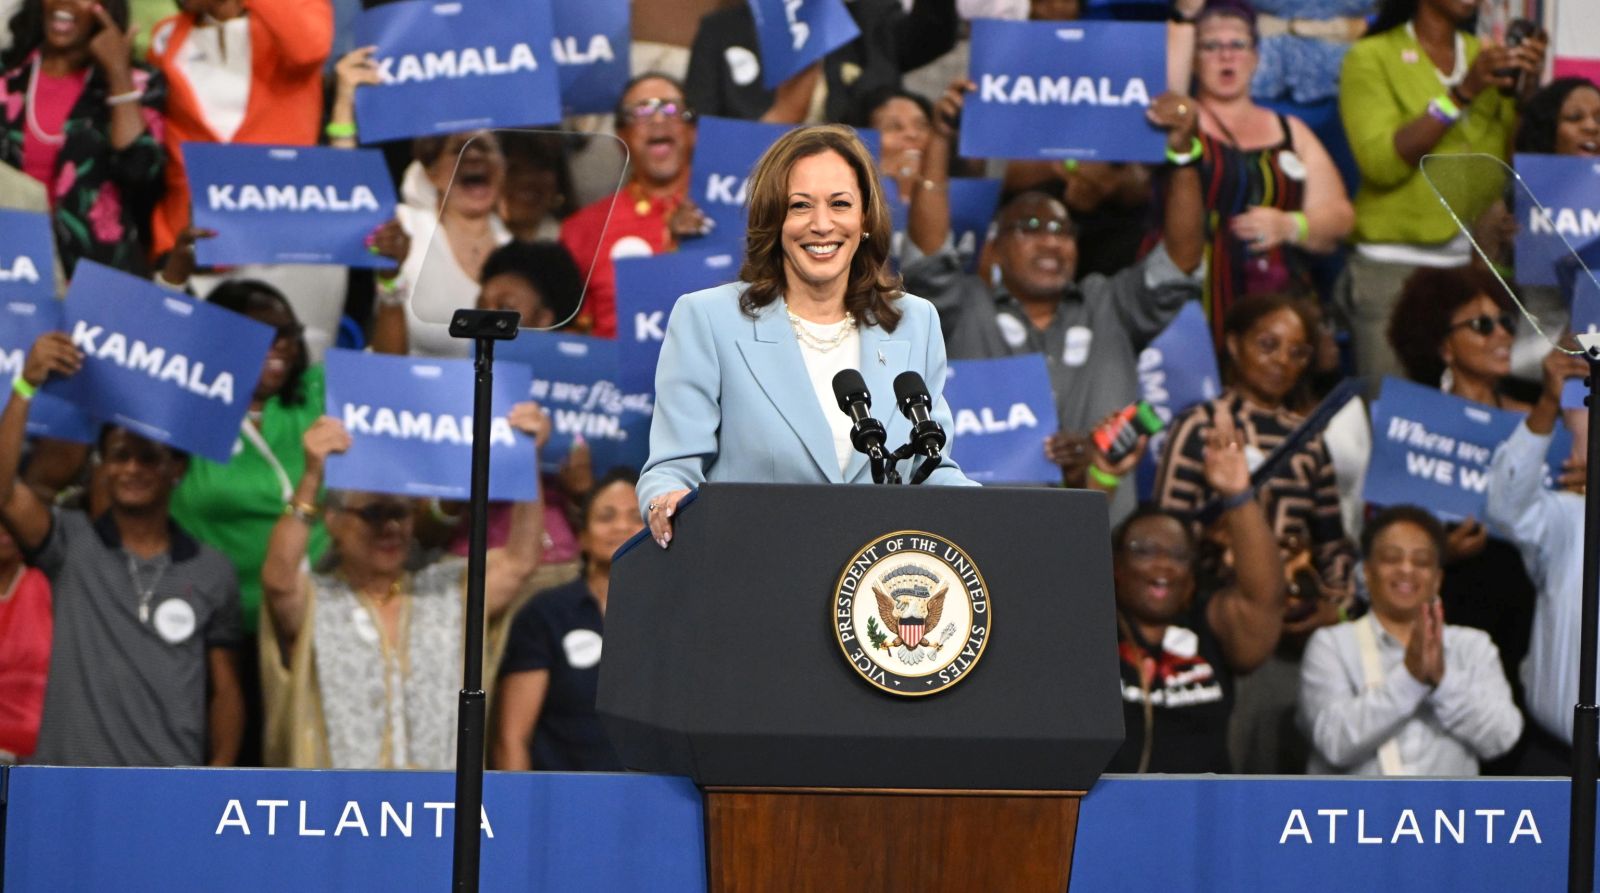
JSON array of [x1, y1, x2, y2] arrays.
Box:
[[100, 429, 186, 514], [1365, 521, 1442, 623], [247, 300, 302, 403], [993, 194, 1077, 301], [869, 97, 931, 180], [579, 480, 643, 574], [1555, 86, 1600, 157], [780, 149, 864, 301], [618, 77, 696, 189], [1113, 514, 1197, 627], [1227, 307, 1311, 408], [1441, 294, 1514, 386], [41, 0, 98, 53], [327, 493, 414, 580], [428, 131, 506, 218], [1194, 15, 1257, 103]]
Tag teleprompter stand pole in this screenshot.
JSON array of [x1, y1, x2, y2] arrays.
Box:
[[1573, 345, 1600, 893], [448, 309, 520, 893]]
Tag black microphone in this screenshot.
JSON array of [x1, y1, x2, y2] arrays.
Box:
[[892, 371, 947, 457], [831, 369, 888, 457]]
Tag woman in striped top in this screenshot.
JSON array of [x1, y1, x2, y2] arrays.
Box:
[[1191, 0, 1353, 347]]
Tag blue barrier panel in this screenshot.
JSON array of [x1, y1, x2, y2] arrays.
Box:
[[3, 768, 1591, 890], [2, 767, 706, 892], [1076, 776, 1580, 890]]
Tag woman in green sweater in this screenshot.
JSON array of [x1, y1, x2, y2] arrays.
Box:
[[169, 279, 329, 765], [1337, 0, 1544, 391]]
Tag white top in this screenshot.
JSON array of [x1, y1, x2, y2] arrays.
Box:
[[396, 204, 512, 358], [791, 315, 861, 476], [174, 15, 253, 143], [1299, 613, 1522, 776], [1486, 422, 1588, 746]]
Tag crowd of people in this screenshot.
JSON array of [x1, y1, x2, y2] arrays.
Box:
[[0, 0, 1596, 785]]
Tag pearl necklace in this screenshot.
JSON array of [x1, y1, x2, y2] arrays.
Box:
[[787, 309, 857, 353], [25, 55, 70, 147]]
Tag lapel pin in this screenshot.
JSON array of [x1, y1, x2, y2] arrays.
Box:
[[877, 349, 886, 365]]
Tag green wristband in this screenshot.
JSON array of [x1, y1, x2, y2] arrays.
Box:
[[1165, 136, 1203, 166], [1291, 211, 1309, 245], [324, 120, 357, 140], [12, 376, 36, 400], [1087, 465, 1121, 489]]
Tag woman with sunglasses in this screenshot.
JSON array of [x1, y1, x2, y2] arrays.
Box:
[[258, 406, 549, 769], [166, 280, 323, 764], [1383, 265, 1545, 745], [1153, 291, 1359, 773], [1189, 0, 1352, 348]]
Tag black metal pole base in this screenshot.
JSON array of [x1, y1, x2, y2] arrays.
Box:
[[451, 689, 487, 891]]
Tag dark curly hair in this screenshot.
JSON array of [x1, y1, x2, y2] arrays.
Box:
[[204, 279, 310, 407], [478, 240, 584, 329], [3, 0, 131, 71], [855, 85, 934, 130], [1515, 77, 1600, 154], [1385, 265, 1513, 387]]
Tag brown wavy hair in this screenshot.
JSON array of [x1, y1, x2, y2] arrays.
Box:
[[738, 124, 903, 332]]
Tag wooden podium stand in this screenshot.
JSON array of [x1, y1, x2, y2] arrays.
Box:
[[600, 484, 1123, 891], [705, 788, 1083, 892]]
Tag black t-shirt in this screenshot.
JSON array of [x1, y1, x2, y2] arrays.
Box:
[[1107, 596, 1233, 774], [498, 580, 623, 771]]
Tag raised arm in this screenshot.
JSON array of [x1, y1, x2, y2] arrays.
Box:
[[0, 334, 83, 551], [261, 416, 349, 649], [908, 79, 966, 256], [1149, 92, 1204, 275], [485, 402, 550, 620], [1204, 411, 1285, 672]]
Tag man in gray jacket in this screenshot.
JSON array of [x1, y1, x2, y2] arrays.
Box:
[[901, 82, 1207, 518]]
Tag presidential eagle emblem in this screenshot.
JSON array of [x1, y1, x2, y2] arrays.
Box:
[[832, 531, 991, 696]]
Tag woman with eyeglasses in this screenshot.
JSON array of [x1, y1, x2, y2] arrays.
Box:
[[1189, 0, 1353, 347], [1382, 265, 1550, 742], [1154, 292, 1359, 772], [1111, 411, 1285, 773], [165, 280, 324, 764], [258, 407, 549, 769]]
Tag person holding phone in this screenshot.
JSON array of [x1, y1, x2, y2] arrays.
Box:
[[0, 0, 166, 275]]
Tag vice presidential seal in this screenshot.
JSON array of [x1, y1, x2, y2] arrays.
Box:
[[832, 531, 990, 696]]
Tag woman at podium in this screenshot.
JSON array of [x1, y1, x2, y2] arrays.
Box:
[[638, 124, 975, 548]]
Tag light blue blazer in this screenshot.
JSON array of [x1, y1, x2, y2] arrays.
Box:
[[637, 282, 977, 517]]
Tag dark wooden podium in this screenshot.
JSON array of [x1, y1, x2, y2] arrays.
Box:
[[600, 484, 1123, 892]]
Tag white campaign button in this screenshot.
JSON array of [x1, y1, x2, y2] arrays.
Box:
[[563, 629, 603, 669], [153, 598, 197, 645], [725, 46, 760, 87], [1062, 326, 1093, 366], [609, 235, 654, 260], [996, 314, 1027, 348], [1277, 149, 1307, 182]]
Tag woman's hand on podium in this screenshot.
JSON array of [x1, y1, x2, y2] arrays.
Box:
[[647, 488, 691, 549]]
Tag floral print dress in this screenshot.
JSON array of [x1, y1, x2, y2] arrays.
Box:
[[0, 53, 167, 277]]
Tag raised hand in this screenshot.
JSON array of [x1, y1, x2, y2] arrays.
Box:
[[932, 79, 974, 141], [1146, 91, 1200, 152], [302, 416, 353, 472], [22, 333, 83, 388], [1202, 409, 1250, 500], [668, 197, 715, 241], [86, 3, 134, 85], [507, 401, 552, 450]]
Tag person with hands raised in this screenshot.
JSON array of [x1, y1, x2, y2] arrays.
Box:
[[0, 0, 167, 275], [1300, 506, 1522, 776], [0, 332, 246, 768], [1109, 407, 1286, 773], [1484, 346, 1592, 772], [902, 78, 1206, 523], [258, 403, 548, 769]]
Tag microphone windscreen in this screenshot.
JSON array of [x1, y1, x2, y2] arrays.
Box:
[[893, 370, 929, 406], [832, 368, 870, 411]]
